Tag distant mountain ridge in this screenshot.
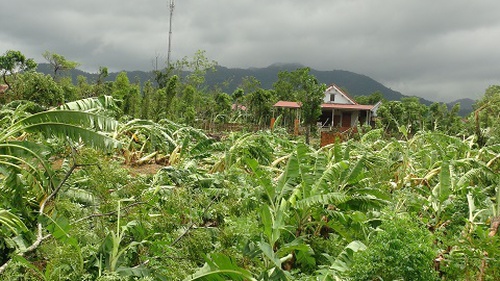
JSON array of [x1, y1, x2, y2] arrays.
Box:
[[36, 63, 474, 116], [205, 64, 418, 103], [447, 98, 475, 117]]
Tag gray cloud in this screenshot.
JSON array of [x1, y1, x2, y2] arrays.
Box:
[[1, 0, 499, 102]]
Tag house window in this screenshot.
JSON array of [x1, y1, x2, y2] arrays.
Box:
[[329, 94, 335, 102]]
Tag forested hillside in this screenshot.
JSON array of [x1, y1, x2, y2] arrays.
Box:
[[1, 50, 499, 280], [36, 61, 477, 116]]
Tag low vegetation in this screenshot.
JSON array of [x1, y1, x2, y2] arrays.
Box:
[[0, 50, 499, 280]]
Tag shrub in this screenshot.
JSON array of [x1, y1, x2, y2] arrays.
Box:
[[348, 213, 439, 281]]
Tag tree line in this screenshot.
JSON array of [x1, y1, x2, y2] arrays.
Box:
[[1, 49, 499, 144]]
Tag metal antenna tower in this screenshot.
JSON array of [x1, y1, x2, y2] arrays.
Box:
[[167, 0, 175, 68]]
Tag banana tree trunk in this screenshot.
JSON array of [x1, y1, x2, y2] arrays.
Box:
[[488, 216, 500, 237]]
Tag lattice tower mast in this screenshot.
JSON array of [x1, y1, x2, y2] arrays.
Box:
[[167, 0, 175, 67]]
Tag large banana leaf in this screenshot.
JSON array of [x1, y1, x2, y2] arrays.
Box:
[[0, 208, 28, 235], [18, 110, 118, 132], [57, 95, 119, 112], [183, 253, 256, 281], [2, 111, 120, 150], [0, 141, 56, 196]]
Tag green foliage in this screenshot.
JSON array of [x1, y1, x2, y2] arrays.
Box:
[[95, 67, 110, 97], [11, 72, 64, 106], [58, 76, 81, 101], [354, 91, 385, 105], [123, 84, 142, 118], [474, 85, 500, 146], [145, 75, 179, 122], [349, 213, 439, 281], [0, 50, 37, 88], [180, 85, 197, 125], [2, 52, 500, 281], [42, 51, 80, 79], [273, 67, 326, 144], [213, 92, 232, 116], [246, 89, 276, 126], [175, 50, 217, 89], [112, 72, 131, 110], [377, 97, 467, 138], [183, 253, 256, 281]]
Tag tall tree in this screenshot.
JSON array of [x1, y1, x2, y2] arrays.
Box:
[[149, 75, 179, 121], [246, 89, 276, 126], [378, 97, 428, 137], [94, 66, 109, 96], [474, 85, 500, 146], [180, 85, 197, 124], [273, 67, 325, 144], [240, 76, 261, 95], [112, 72, 131, 101], [0, 50, 37, 91], [214, 92, 232, 116], [164, 75, 179, 116], [123, 84, 142, 118], [298, 71, 326, 144], [232, 88, 245, 114], [42, 51, 80, 79], [174, 50, 217, 90], [141, 80, 154, 120]]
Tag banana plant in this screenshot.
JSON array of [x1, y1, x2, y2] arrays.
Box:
[[0, 100, 121, 273], [97, 198, 149, 277]]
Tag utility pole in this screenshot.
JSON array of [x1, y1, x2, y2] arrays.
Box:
[[167, 0, 175, 68]]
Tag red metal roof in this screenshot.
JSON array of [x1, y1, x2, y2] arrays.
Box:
[[274, 101, 301, 108], [320, 103, 374, 110], [274, 101, 374, 110]]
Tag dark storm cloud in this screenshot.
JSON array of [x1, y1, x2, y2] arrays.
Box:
[[1, 0, 499, 101]]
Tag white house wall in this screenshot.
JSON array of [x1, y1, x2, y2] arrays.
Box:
[[323, 87, 353, 104]]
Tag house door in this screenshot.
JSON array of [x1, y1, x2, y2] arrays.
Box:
[[342, 112, 351, 128]]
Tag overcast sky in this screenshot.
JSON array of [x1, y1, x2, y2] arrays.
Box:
[[2, 0, 500, 102]]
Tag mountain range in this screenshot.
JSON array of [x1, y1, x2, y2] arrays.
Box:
[[37, 63, 475, 116]]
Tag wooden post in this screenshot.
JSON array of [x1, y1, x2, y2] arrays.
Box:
[[331, 109, 335, 127], [270, 117, 276, 130], [294, 118, 299, 136]]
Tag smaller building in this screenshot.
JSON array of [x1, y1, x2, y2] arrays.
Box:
[[274, 84, 381, 132]]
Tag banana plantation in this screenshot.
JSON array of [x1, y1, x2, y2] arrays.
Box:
[[1, 50, 500, 280]]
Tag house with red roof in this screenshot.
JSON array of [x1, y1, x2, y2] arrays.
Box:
[[274, 84, 381, 132]]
